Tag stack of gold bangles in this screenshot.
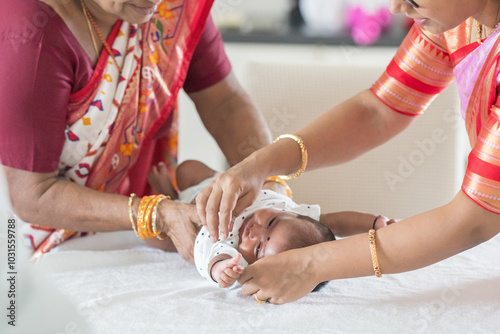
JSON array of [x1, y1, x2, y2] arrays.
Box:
[[368, 229, 382, 278], [128, 193, 170, 240]]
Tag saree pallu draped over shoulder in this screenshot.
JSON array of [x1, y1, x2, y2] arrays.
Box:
[[452, 22, 500, 214], [24, 0, 214, 261], [372, 18, 500, 215]]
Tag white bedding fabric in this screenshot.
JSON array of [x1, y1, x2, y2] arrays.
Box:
[[32, 231, 500, 334]]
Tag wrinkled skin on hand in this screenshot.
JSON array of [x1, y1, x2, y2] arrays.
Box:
[[157, 201, 202, 264]]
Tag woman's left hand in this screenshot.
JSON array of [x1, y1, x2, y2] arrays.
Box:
[[238, 247, 321, 304], [157, 200, 202, 264]]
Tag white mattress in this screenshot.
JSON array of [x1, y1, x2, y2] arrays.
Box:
[[23, 231, 500, 334]]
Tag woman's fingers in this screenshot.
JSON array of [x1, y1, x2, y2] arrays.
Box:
[[195, 164, 264, 243], [238, 249, 319, 304], [204, 186, 224, 242], [196, 177, 244, 242], [241, 279, 259, 296], [218, 190, 240, 239]]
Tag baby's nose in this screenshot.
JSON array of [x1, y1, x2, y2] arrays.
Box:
[[249, 223, 262, 239]]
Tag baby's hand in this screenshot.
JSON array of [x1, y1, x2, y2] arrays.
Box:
[[211, 254, 245, 288], [374, 215, 396, 230]]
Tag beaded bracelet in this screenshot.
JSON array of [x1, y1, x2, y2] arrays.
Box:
[[274, 134, 308, 180], [128, 193, 139, 237], [368, 229, 382, 278], [264, 176, 293, 198]]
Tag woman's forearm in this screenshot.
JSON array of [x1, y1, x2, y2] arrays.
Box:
[[312, 191, 500, 283], [4, 166, 131, 232]]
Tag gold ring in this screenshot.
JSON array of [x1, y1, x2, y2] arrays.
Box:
[[253, 294, 266, 304]]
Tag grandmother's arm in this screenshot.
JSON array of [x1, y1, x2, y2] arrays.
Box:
[[3, 166, 200, 262], [239, 191, 500, 304], [3, 167, 130, 232], [188, 72, 272, 166]]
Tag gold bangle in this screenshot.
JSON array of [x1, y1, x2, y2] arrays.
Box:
[[253, 294, 266, 304], [264, 176, 292, 198], [128, 193, 139, 237], [143, 195, 161, 237], [368, 229, 382, 278], [137, 196, 154, 239], [152, 195, 170, 240], [274, 134, 308, 180]]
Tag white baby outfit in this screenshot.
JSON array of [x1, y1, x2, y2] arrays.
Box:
[[182, 183, 320, 287]]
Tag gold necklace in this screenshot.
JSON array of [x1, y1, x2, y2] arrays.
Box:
[[80, 0, 122, 74], [476, 21, 499, 45], [81, 0, 99, 56]]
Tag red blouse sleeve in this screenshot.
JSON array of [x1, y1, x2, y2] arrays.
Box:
[[183, 16, 232, 93], [0, 3, 88, 173], [462, 102, 500, 214], [370, 24, 455, 116]]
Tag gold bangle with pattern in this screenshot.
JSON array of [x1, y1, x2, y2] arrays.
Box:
[[368, 229, 382, 278], [274, 134, 308, 180], [128, 193, 139, 237]]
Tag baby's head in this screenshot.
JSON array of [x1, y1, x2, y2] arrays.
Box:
[[237, 208, 334, 265]]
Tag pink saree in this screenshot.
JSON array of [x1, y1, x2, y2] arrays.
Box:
[[23, 0, 214, 260], [372, 18, 500, 214]]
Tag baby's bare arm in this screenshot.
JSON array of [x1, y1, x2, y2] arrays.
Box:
[[320, 211, 393, 237]]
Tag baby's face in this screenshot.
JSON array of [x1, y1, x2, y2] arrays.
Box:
[[237, 208, 312, 264]]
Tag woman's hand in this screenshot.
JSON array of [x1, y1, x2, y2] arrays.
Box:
[[195, 157, 267, 242], [157, 200, 202, 264], [238, 247, 321, 305]]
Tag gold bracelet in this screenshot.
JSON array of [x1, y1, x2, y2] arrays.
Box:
[[274, 134, 308, 180], [151, 195, 170, 240], [368, 229, 382, 278], [143, 195, 162, 237], [264, 176, 292, 198], [128, 193, 139, 237], [137, 196, 154, 239]]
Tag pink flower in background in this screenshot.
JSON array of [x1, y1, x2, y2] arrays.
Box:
[[346, 6, 392, 46]]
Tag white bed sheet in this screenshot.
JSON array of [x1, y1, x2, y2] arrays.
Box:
[[33, 231, 500, 334]]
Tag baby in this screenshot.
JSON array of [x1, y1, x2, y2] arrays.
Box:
[[148, 160, 393, 288]]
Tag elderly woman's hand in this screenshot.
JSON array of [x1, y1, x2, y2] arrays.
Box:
[[157, 200, 202, 264], [195, 157, 267, 242]]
